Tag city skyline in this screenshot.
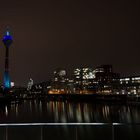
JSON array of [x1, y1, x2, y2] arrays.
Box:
[[0, 0, 140, 86]]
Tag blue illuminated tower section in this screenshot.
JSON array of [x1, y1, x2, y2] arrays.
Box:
[[2, 30, 12, 90]]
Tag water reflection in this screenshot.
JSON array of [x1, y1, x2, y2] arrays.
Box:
[[0, 100, 140, 123], [5, 106, 8, 117]]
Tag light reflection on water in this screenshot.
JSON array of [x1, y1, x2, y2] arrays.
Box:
[[0, 100, 140, 123], [0, 101, 140, 140]]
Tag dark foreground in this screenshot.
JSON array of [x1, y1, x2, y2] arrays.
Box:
[[0, 92, 139, 140], [0, 123, 140, 140], [0, 99, 140, 140]]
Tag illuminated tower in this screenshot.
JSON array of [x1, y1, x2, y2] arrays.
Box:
[[2, 30, 12, 90]]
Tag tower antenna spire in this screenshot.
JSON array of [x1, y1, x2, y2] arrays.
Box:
[[2, 27, 13, 92]]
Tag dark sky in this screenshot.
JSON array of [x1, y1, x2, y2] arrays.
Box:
[[0, 0, 140, 86]]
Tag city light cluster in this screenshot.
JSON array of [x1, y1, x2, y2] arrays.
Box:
[[30, 65, 140, 96]]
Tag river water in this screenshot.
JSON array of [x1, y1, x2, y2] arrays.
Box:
[[0, 100, 140, 123], [0, 100, 140, 140]]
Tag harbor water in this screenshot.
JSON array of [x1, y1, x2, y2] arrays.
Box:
[[0, 100, 140, 140]]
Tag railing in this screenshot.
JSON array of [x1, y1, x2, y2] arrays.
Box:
[[0, 123, 140, 140]]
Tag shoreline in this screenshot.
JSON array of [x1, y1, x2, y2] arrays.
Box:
[[1, 92, 140, 105]]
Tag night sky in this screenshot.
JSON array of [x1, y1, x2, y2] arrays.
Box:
[[0, 0, 140, 86]]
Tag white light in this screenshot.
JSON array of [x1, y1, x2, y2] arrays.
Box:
[[47, 86, 51, 89], [59, 70, 66, 76], [120, 78, 130, 81], [134, 90, 137, 94], [5, 106, 8, 116], [6, 31, 10, 36], [133, 77, 140, 80], [69, 80, 74, 82], [125, 78, 130, 81], [0, 122, 125, 126], [122, 90, 125, 94], [11, 82, 14, 87]]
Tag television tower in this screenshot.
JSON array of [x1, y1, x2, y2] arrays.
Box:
[[2, 29, 12, 90]]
